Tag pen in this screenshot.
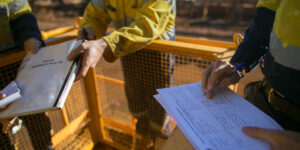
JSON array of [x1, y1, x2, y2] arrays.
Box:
[[232, 62, 245, 72], [203, 62, 245, 95], [82, 28, 88, 42]]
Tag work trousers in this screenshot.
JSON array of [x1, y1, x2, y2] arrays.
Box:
[[121, 49, 174, 141], [244, 81, 300, 132]]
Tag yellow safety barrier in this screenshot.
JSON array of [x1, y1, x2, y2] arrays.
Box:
[[0, 17, 242, 150]]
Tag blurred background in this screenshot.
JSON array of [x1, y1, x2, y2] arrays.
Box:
[[29, 0, 263, 97], [30, 0, 256, 41]]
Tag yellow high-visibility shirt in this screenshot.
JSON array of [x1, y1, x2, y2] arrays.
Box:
[[80, 0, 176, 58], [257, 0, 300, 48]]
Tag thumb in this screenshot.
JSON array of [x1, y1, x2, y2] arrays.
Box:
[[86, 28, 96, 40], [0, 93, 6, 99], [242, 126, 278, 143], [31, 40, 41, 54], [68, 43, 85, 60], [77, 29, 84, 40]]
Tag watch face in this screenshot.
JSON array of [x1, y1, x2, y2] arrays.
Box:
[[236, 68, 245, 78]]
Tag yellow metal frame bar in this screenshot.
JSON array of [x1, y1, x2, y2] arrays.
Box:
[[83, 69, 106, 142], [84, 142, 95, 150], [0, 50, 26, 68], [176, 36, 236, 49], [51, 110, 89, 147], [61, 107, 70, 126], [96, 75, 124, 87], [41, 26, 75, 40], [147, 40, 229, 60], [102, 117, 141, 139]]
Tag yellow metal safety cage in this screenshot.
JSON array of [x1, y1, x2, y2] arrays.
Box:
[[0, 17, 242, 150]]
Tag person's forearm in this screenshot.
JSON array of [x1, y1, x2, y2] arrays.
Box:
[[9, 14, 44, 47], [79, 2, 110, 39], [230, 7, 275, 72], [102, 0, 175, 58]]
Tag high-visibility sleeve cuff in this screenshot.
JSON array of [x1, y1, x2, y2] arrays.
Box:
[[102, 34, 119, 58]]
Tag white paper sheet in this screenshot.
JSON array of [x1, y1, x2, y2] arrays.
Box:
[[155, 82, 282, 150]]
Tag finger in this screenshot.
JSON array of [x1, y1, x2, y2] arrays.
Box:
[[86, 28, 96, 40], [202, 62, 215, 99], [242, 126, 278, 143], [75, 65, 82, 81], [24, 43, 31, 53], [207, 61, 232, 91], [68, 44, 86, 60], [90, 62, 96, 69], [75, 56, 90, 81], [77, 29, 84, 40], [205, 61, 233, 99], [0, 93, 8, 111], [206, 60, 222, 91], [219, 72, 240, 88], [75, 65, 89, 81], [9, 117, 18, 125], [74, 59, 82, 82], [31, 41, 41, 54], [202, 63, 214, 91], [75, 73, 81, 82], [79, 63, 90, 78], [205, 90, 213, 99], [0, 93, 6, 99]]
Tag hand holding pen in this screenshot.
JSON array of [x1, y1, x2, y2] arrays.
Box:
[[68, 27, 109, 81], [77, 27, 96, 41], [201, 60, 245, 99]]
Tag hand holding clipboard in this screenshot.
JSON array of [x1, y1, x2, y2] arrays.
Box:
[[0, 81, 21, 111]]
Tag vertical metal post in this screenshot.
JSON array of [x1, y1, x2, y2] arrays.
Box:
[[83, 68, 105, 142]]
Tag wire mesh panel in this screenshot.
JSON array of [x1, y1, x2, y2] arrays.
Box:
[[64, 80, 89, 122], [0, 61, 22, 89], [0, 56, 91, 149], [173, 55, 212, 85], [47, 110, 66, 134], [95, 47, 217, 149], [0, 61, 52, 149], [97, 80, 131, 126], [54, 127, 93, 150]]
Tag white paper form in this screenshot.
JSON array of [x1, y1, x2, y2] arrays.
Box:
[[155, 82, 283, 150]]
